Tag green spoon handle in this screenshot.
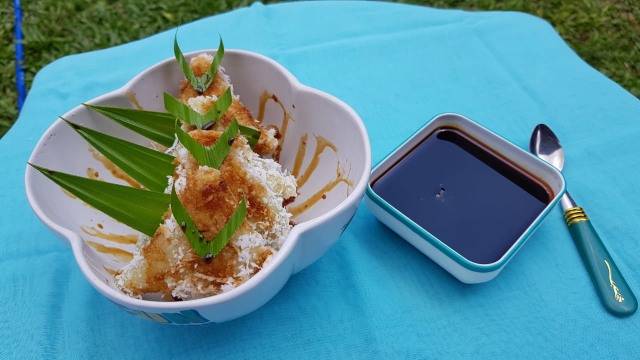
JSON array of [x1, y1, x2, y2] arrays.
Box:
[[564, 207, 637, 317]]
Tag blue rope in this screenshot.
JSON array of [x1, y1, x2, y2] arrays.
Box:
[[14, 0, 26, 111]]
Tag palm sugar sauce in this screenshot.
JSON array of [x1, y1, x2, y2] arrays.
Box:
[[371, 127, 552, 264]]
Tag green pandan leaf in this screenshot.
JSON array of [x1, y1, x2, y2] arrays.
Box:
[[175, 117, 239, 169], [238, 125, 261, 148], [164, 93, 215, 129], [163, 87, 232, 129], [85, 104, 175, 147], [165, 88, 260, 147], [202, 36, 225, 92], [174, 33, 198, 92], [63, 119, 176, 192], [171, 185, 246, 259], [29, 164, 170, 237], [174, 34, 224, 94]]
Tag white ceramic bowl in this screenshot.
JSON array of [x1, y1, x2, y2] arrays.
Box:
[[25, 50, 371, 324], [365, 113, 565, 283]]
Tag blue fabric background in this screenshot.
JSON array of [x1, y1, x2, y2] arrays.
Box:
[[1, 1, 639, 358]]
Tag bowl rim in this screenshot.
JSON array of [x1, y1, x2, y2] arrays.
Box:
[[24, 48, 372, 311]]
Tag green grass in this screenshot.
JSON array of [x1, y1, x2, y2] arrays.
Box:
[[2, 0, 638, 139]]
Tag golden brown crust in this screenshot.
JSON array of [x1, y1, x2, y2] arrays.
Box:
[[178, 131, 274, 237], [179, 64, 277, 155], [116, 53, 294, 300], [121, 132, 279, 298]]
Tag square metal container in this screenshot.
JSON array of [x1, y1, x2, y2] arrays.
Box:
[[365, 113, 565, 283]]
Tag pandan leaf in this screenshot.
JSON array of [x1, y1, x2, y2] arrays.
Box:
[[175, 117, 239, 169], [163, 88, 232, 129], [63, 119, 176, 192], [174, 34, 199, 92], [212, 87, 233, 118], [201, 36, 225, 92], [238, 125, 261, 148], [163, 93, 215, 129], [85, 104, 175, 147], [174, 34, 224, 94], [171, 185, 246, 259], [29, 164, 170, 237], [165, 88, 260, 147]]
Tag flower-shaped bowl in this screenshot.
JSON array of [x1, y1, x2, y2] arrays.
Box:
[[25, 49, 371, 324]]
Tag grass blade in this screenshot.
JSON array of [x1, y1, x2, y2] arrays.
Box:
[[84, 104, 176, 147], [63, 119, 176, 192], [30, 164, 170, 237]]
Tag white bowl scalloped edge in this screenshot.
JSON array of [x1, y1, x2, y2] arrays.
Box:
[[25, 49, 371, 324]]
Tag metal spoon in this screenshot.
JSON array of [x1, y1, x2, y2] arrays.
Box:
[[530, 124, 637, 317]]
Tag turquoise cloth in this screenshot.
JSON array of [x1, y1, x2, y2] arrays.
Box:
[[2, 1, 639, 358]]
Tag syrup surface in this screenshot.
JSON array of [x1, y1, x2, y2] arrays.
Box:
[[371, 127, 550, 264]]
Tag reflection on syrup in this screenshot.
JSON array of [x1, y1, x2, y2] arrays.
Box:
[[256, 90, 352, 218], [89, 147, 143, 188]]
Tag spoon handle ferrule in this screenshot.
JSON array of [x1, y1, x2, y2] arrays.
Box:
[[563, 207, 637, 317], [559, 192, 577, 211]]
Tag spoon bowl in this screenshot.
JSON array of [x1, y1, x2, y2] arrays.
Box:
[[529, 124, 565, 171]]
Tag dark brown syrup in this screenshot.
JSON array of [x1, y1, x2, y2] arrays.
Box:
[[371, 127, 551, 264]]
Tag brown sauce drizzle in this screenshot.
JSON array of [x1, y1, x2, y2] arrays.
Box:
[[291, 134, 308, 178], [288, 136, 352, 217], [87, 167, 99, 180], [86, 240, 133, 262], [126, 91, 143, 110], [257, 91, 291, 162], [256, 90, 353, 218], [294, 135, 338, 189], [288, 175, 353, 217], [102, 266, 118, 276], [62, 189, 77, 199], [81, 226, 138, 245], [89, 147, 143, 188], [61, 189, 96, 209]]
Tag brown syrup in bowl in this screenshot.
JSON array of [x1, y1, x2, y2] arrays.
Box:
[[371, 127, 551, 264]]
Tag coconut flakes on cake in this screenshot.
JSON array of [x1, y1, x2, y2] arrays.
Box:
[[114, 52, 296, 301]]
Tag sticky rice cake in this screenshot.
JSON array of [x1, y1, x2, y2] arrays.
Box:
[[115, 55, 296, 300]]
